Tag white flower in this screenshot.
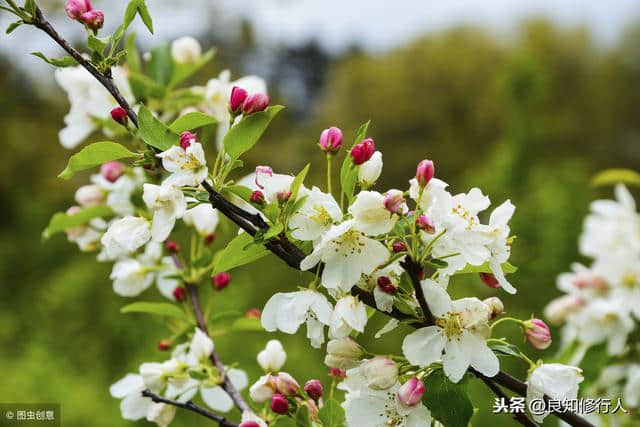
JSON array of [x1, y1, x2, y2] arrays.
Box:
[[92, 168, 146, 216], [171, 36, 202, 64], [349, 191, 397, 236], [624, 364, 640, 407], [183, 203, 219, 236], [146, 403, 176, 427], [101, 216, 151, 259], [157, 143, 208, 188], [289, 186, 342, 241], [526, 363, 583, 422], [300, 220, 390, 292], [257, 339, 287, 372], [110, 374, 152, 421], [249, 374, 274, 403], [75, 184, 105, 207], [110, 258, 155, 297], [156, 256, 181, 300], [143, 184, 187, 242], [66, 217, 106, 252], [186, 328, 215, 366], [167, 369, 248, 413], [570, 299, 633, 355], [329, 296, 368, 339], [342, 382, 432, 427], [483, 200, 516, 294], [261, 290, 332, 348], [402, 280, 498, 383], [241, 411, 268, 427], [358, 151, 383, 187], [254, 169, 299, 204], [55, 66, 134, 149]]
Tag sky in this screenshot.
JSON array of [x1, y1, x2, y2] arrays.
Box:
[[1, 0, 639, 82]]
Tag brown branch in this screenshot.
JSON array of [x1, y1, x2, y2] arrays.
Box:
[[141, 389, 237, 427], [478, 377, 538, 427]]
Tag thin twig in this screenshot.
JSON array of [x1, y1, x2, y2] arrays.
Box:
[[479, 377, 538, 427], [141, 389, 238, 427]]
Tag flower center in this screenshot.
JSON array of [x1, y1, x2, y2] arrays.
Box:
[[181, 153, 202, 170], [379, 392, 408, 426], [310, 205, 333, 226], [452, 204, 477, 227], [436, 312, 464, 339], [333, 229, 365, 257], [622, 272, 637, 288]]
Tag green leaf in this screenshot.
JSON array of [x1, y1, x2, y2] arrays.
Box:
[[422, 369, 474, 427], [270, 417, 296, 427], [340, 121, 370, 202], [88, 34, 109, 54], [6, 20, 22, 34], [24, 0, 36, 15], [223, 105, 285, 161], [138, 105, 179, 151], [121, 302, 186, 319], [169, 112, 217, 133], [579, 342, 608, 387], [426, 258, 449, 269], [169, 49, 216, 88], [490, 343, 522, 358], [263, 202, 281, 224], [223, 185, 253, 203], [30, 52, 77, 67], [553, 340, 581, 365], [454, 262, 518, 275], [592, 168, 640, 187], [58, 141, 138, 180], [318, 399, 346, 427], [149, 44, 173, 85], [124, 33, 141, 73], [289, 163, 310, 202], [264, 223, 284, 240], [213, 232, 269, 273], [230, 316, 263, 332], [295, 405, 311, 427], [128, 72, 166, 99], [43, 205, 113, 239], [136, 0, 154, 34]]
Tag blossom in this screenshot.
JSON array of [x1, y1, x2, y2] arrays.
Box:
[[101, 216, 151, 259], [171, 36, 202, 64], [304, 379, 323, 401], [396, 377, 425, 408], [289, 186, 342, 241], [261, 290, 332, 348], [257, 339, 287, 372], [75, 184, 104, 206], [482, 200, 517, 294], [358, 151, 383, 186], [402, 280, 498, 383], [329, 295, 368, 339], [415, 160, 435, 187], [109, 374, 153, 422], [319, 127, 343, 153], [143, 184, 187, 242], [92, 168, 146, 217], [182, 203, 219, 236], [349, 191, 398, 236], [357, 357, 398, 390], [300, 220, 390, 292], [157, 142, 208, 188], [242, 93, 270, 115], [526, 363, 583, 422], [569, 299, 633, 355], [324, 338, 365, 370]]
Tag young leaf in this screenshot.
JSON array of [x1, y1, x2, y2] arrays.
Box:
[[138, 105, 180, 151], [213, 232, 269, 273], [169, 112, 217, 133], [169, 49, 216, 88], [592, 168, 640, 187], [490, 343, 522, 358], [340, 121, 370, 202], [124, 33, 141, 74], [88, 34, 109, 55], [579, 342, 608, 388], [43, 205, 113, 239], [30, 52, 77, 67], [149, 44, 173, 86], [318, 399, 346, 427], [230, 316, 263, 332], [295, 405, 312, 427], [454, 262, 518, 275], [422, 369, 474, 427], [6, 20, 22, 34], [223, 185, 253, 203], [289, 163, 310, 201], [121, 302, 187, 320], [136, 0, 154, 34], [58, 141, 138, 180], [223, 105, 285, 161], [264, 224, 284, 240]]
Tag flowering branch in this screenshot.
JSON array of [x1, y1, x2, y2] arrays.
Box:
[[477, 377, 538, 427], [141, 389, 238, 427]]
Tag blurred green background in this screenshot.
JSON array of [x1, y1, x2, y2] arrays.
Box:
[[1, 12, 640, 427]]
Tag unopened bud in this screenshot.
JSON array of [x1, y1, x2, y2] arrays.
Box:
[[270, 394, 289, 414], [75, 184, 104, 207], [384, 189, 406, 214], [245, 308, 261, 319], [415, 159, 435, 187], [377, 276, 397, 295], [483, 297, 504, 319], [239, 422, 261, 427], [304, 379, 323, 401], [242, 93, 270, 115], [272, 372, 300, 396], [544, 295, 585, 325], [319, 127, 343, 153], [350, 138, 375, 165], [573, 272, 608, 290], [480, 272, 500, 289], [250, 190, 265, 205], [523, 318, 552, 350], [392, 241, 407, 253], [180, 131, 197, 150], [329, 368, 346, 378], [81, 10, 104, 31], [172, 287, 186, 302], [325, 338, 364, 370], [165, 240, 179, 253], [65, 0, 92, 21], [277, 191, 292, 203], [415, 214, 435, 233], [397, 377, 425, 407], [360, 356, 398, 390], [212, 272, 231, 290], [157, 339, 172, 351], [100, 161, 124, 182], [110, 107, 128, 125], [204, 233, 216, 245], [229, 86, 248, 115]]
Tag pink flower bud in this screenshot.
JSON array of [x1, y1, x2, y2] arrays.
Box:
[[81, 10, 104, 31], [350, 138, 375, 165], [277, 191, 292, 203], [100, 161, 124, 182], [180, 131, 197, 149], [212, 272, 231, 290], [544, 295, 585, 325], [245, 308, 261, 319], [572, 272, 608, 290], [165, 240, 179, 253], [384, 189, 406, 214], [65, 0, 92, 20], [524, 318, 552, 350], [392, 241, 407, 253], [329, 368, 346, 378], [204, 233, 216, 245], [239, 422, 261, 427], [272, 372, 300, 396], [483, 297, 504, 319], [415, 160, 435, 187], [319, 127, 343, 153], [304, 379, 323, 401], [229, 86, 248, 114], [479, 272, 500, 289], [360, 357, 398, 390], [377, 276, 397, 295], [250, 190, 265, 205], [242, 93, 270, 115], [397, 377, 425, 407], [157, 339, 172, 351], [415, 214, 435, 233], [172, 287, 186, 302], [110, 107, 128, 125], [270, 394, 289, 414]]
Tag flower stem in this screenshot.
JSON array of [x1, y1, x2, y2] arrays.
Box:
[[326, 153, 333, 196]]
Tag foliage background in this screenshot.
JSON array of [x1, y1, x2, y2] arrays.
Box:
[[0, 4, 639, 426]]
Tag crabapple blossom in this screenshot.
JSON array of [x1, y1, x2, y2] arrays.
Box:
[[523, 318, 552, 350], [182, 203, 219, 236], [357, 151, 383, 186], [142, 184, 187, 242], [229, 86, 248, 114], [270, 394, 288, 414], [397, 377, 425, 408], [384, 189, 407, 214], [319, 126, 343, 153], [288, 186, 342, 241], [358, 356, 398, 390], [171, 36, 202, 64], [415, 160, 435, 187], [350, 138, 375, 165], [349, 190, 398, 236], [526, 363, 583, 422], [257, 339, 287, 372], [329, 295, 368, 339], [304, 379, 323, 401], [157, 142, 208, 188], [324, 337, 365, 370], [101, 216, 151, 259], [82, 10, 104, 30], [242, 93, 270, 115], [65, 0, 92, 21]]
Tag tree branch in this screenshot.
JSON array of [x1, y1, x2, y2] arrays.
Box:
[[141, 389, 238, 427], [478, 377, 538, 427]]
